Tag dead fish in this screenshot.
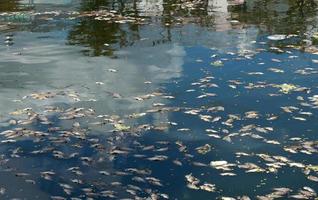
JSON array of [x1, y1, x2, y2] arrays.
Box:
[[99, 171, 110, 176], [221, 197, 236, 200], [173, 160, 183, 166], [159, 193, 169, 199], [133, 154, 147, 158], [192, 162, 208, 167], [71, 179, 83, 184], [239, 196, 251, 200], [146, 177, 163, 186], [195, 144, 212, 154], [307, 175, 318, 182], [235, 152, 251, 157], [155, 147, 169, 152], [41, 171, 55, 180], [142, 145, 155, 151], [176, 141, 187, 152], [184, 109, 201, 115], [265, 140, 281, 145], [268, 68, 284, 73], [25, 179, 36, 184], [114, 171, 130, 176], [100, 190, 117, 198], [303, 186, 316, 195], [200, 183, 216, 192], [110, 149, 129, 155], [132, 176, 146, 183], [220, 172, 237, 176], [51, 196, 66, 200], [245, 111, 259, 119], [293, 117, 307, 121], [272, 187, 292, 196], [210, 160, 228, 167], [177, 128, 191, 132], [0, 188, 5, 195], [80, 157, 93, 162], [95, 82, 104, 85], [15, 173, 30, 177], [147, 155, 168, 161], [289, 194, 309, 199], [256, 196, 273, 200], [126, 168, 151, 175], [185, 174, 200, 187], [289, 162, 305, 168], [1, 139, 17, 143], [126, 189, 137, 195]]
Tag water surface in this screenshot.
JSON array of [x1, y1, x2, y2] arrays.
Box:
[[0, 0, 318, 199]]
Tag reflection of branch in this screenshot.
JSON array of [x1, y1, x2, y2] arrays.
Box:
[[297, 0, 317, 13], [297, 0, 304, 7], [298, 0, 305, 17]]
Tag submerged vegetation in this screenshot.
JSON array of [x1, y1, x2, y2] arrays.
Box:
[[0, 0, 318, 199]]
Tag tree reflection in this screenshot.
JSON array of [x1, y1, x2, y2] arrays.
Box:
[[0, 0, 24, 12], [66, 0, 214, 57], [66, 0, 318, 57], [233, 0, 318, 34], [67, 0, 140, 57]]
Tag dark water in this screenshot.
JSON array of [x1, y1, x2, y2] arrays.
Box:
[[0, 0, 318, 199]]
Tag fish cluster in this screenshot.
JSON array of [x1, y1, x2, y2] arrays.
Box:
[[1, 46, 318, 199]]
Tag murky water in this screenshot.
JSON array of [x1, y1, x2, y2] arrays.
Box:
[[0, 0, 318, 199]]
